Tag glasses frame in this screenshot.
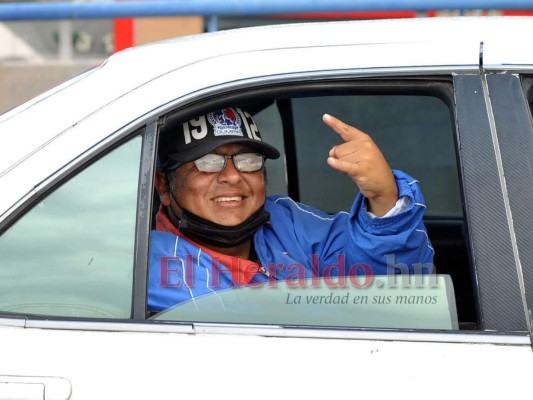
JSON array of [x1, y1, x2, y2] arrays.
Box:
[[193, 153, 266, 173]]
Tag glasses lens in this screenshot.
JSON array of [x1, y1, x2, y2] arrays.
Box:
[[194, 154, 226, 172], [234, 153, 264, 172]]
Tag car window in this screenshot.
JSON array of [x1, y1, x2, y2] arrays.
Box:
[[152, 275, 459, 330], [0, 136, 142, 318], [151, 84, 476, 331]]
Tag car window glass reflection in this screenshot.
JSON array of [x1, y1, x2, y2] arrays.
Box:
[[0, 136, 142, 318]]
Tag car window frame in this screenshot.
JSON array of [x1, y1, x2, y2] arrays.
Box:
[[143, 74, 527, 333], [132, 120, 157, 319], [453, 73, 530, 332], [492, 73, 533, 331]]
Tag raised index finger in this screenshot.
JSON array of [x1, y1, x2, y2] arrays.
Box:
[[322, 114, 366, 142]]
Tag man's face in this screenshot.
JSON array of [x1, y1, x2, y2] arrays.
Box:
[[159, 144, 267, 226]]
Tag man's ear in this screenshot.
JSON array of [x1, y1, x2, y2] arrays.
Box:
[[154, 171, 171, 206]]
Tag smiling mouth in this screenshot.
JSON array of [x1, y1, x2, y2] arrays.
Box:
[[214, 196, 243, 203]]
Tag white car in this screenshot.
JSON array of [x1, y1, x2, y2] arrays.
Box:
[[1, 16, 533, 399]]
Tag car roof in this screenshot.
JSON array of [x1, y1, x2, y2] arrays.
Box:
[[1, 16, 532, 218]]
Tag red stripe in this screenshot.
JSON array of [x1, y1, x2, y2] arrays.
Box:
[[275, 11, 418, 20], [503, 10, 533, 16], [277, 10, 533, 19], [113, 18, 134, 52]]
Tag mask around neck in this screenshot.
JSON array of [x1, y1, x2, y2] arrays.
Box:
[[175, 206, 270, 248]]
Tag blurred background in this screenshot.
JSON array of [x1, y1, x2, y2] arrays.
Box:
[[0, 0, 531, 114]]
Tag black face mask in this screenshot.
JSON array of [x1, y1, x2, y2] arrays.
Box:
[[173, 206, 270, 248]]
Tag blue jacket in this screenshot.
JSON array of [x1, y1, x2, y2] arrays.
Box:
[[148, 170, 434, 311]]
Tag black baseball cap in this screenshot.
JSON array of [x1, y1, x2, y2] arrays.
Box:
[[159, 107, 280, 170]]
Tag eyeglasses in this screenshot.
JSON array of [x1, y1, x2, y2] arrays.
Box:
[[194, 153, 266, 173]]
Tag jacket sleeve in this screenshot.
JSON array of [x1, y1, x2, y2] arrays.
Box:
[[343, 169, 434, 275], [260, 170, 434, 277]]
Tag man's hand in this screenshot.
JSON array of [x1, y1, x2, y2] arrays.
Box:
[[323, 114, 399, 217]]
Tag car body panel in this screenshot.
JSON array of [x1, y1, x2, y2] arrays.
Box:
[[1, 16, 533, 398], [0, 322, 532, 399]]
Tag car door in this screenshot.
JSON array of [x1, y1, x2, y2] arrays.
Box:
[[0, 24, 532, 399]]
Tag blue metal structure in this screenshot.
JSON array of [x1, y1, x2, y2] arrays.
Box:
[[0, 0, 532, 21]]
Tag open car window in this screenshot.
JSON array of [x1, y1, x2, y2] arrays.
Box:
[[150, 81, 476, 331]]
